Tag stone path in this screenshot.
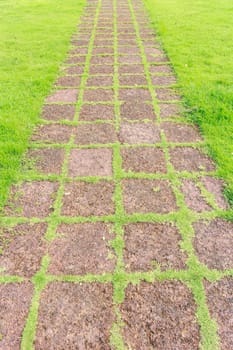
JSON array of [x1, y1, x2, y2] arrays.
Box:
[[0, 0, 233, 349]]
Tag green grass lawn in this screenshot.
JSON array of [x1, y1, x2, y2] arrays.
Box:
[[143, 0, 233, 206], [0, 0, 85, 209]]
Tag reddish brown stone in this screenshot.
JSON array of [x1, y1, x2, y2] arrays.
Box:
[[83, 89, 114, 102], [119, 123, 160, 144], [147, 55, 168, 63], [92, 47, 114, 54], [87, 75, 113, 87], [94, 39, 113, 46], [118, 55, 142, 64], [35, 282, 114, 349], [122, 179, 177, 214], [90, 55, 114, 65], [119, 64, 145, 74], [124, 222, 186, 271], [161, 122, 202, 143], [193, 218, 233, 270], [90, 64, 114, 74], [55, 76, 81, 87], [144, 47, 163, 55], [65, 55, 86, 64], [170, 147, 216, 172], [204, 278, 233, 350], [48, 223, 115, 275], [152, 75, 177, 86], [118, 46, 140, 54], [31, 124, 73, 144], [75, 123, 116, 145], [0, 283, 33, 349], [79, 103, 114, 121], [68, 148, 112, 176], [4, 181, 58, 218], [0, 223, 47, 277], [201, 176, 229, 209], [120, 281, 200, 349], [120, 102, 155, 121], [119, 75, 147, 86], [26, 148, 65, 175], [119, 88, 151, 101], [181, 179, 212, 212], [64, 65, 85, 75], [46, 89, 78, 103], [150, 65, 173, 74], [62, 181, 115, 216], [156, 88, 181, 101], [121, 147, 166, 173], [72, 39, 89, 46], [42, 104, 75, 121], [118, 39, 137, 45], [159, 103, 182, 118], [69, 47, 88, 55]]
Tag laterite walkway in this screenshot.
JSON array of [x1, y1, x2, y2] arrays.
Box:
[[0, 0, 233, 348]]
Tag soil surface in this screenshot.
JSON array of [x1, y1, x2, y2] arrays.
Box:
[[0, 0, 231, 348]]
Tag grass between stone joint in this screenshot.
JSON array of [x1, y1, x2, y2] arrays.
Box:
[[142, 0, 233, 205], [0, 0, 86, 209]]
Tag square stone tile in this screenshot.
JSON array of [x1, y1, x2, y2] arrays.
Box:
[[193, 218, 233, 270], [119, 123, 160, 144], [152, 75, 177, 86], [161, 122, 202, 143], [120, 281, 200, 349], [159, 103, 182, 118], [122, 179, 177, 214], [181, 179, 212, 212], [121, 147, 166, 173], [147, 55, 168, 63], [124, 222, 186, 272], [4, 181, 58, 218], [75, 124, 117, 145], [170, 147, 216, 172], [89, 64, 114, 75], [26, 148, 65, 175], [62, 181, 115, 216], [35, 282, 114, 349], [31, 124, 73, 144], [119, 88, 151, 101], [64, 65, 85, 75], [48, 223, 116, 275], [42, 104, 75, 121], [119, 75, 147, 86], [92, 47, 114, 54], [201, 176, 229, 210], [90, 55, 114, 65], [204, 278, 233, 350], [0, 223, 47, 277], [0, 283, 33, 349], [118, 55, 142, 64], [69, 47, 88, 55], [86, 75, 113, 87], [144, 47, 163, 55], [65, 55, 86, 64], [150, 65, 173, 74], [119, 64, 145, 74], [55, 76, 81, 87], [156, 88, 181, 101], [79, 103, 114, 121], [46, 89, 78, 103], [69, 148, 112, 176], [83, 89, 114, 102], [118, 46, 140, 54], [120, 102, 156, 121]]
